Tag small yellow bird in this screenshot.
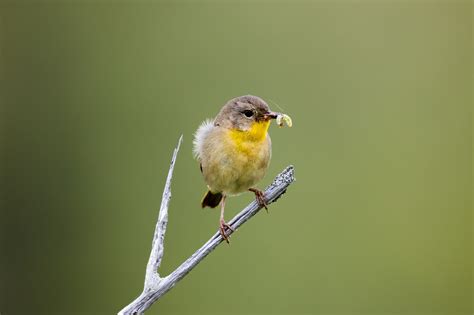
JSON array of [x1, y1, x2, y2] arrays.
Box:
[[193, 95, 291, 242]]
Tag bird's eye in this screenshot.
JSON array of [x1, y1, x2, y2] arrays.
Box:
[[242, 110, 254, 118]]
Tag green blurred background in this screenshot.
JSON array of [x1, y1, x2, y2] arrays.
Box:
[[1, 1, 472, 314]]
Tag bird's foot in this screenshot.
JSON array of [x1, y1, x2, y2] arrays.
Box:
[[249, 188, 268, 212], [219, 218, 234, 244]]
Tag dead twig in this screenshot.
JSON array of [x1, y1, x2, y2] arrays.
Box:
[[118, 135, 295, 315]]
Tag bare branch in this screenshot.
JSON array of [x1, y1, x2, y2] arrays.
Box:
[[118, 135, 295, 315], [145, 134, 182, 288]]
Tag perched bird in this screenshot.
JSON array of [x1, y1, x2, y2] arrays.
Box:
[[193, 95, 291, 242]]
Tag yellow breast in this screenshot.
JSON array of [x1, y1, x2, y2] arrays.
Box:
[[228, 120, 270, 156]]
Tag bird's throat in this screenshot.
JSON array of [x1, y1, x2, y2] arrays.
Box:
[[229, 120, 270, 151]]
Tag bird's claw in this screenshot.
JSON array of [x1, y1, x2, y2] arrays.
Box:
[[249, 188, 268, 212], [219, 219, 234, 244]]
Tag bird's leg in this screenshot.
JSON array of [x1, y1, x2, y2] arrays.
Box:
[[219, 195, 233, 243], [249, 187, 268, 212]]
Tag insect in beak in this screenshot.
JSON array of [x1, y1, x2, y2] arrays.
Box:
[[263, 111, 292, 127], [275, 113, 292, 127]]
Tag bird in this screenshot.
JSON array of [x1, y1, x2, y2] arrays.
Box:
[[193, 95, 291, 243]]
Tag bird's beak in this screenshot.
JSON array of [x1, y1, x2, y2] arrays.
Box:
[[263, 111, 279, 121]]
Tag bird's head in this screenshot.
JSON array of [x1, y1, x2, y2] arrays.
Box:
[[214, 95, 279, 131]]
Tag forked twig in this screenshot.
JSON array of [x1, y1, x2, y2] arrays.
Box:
[[118, 135, 295, 314]]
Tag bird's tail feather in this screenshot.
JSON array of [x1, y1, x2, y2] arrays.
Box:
[[201, 191, 223, 208]]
